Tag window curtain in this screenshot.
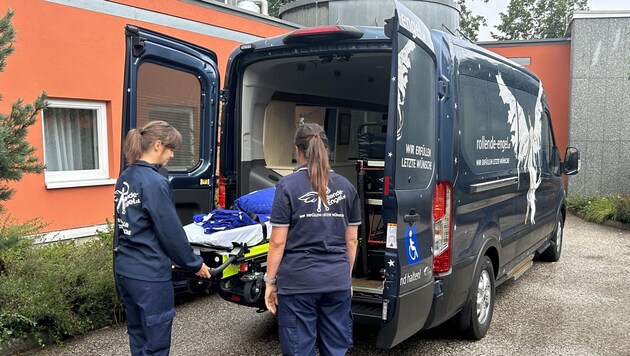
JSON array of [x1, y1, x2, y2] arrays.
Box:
[[44, 107, 98, 171]]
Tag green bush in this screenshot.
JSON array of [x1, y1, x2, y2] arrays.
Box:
[[0, 216, 123, 345], [567, 195, 591, 216], [567, 194, 630, 225], [611, 196, 630, 225]]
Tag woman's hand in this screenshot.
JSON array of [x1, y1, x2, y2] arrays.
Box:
[[265, 283, 278, 315], [195, 263, 211, 278]]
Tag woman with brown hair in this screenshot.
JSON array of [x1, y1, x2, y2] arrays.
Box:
[[114, 120, 211, 356], [264, 123, 361, 355]]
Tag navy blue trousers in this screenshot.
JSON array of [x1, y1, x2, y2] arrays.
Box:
[[116, 275, 175, 356], [277, 290, 353, 356]]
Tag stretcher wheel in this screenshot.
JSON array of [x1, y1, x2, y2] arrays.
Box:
[[243, 278, 263, 303]]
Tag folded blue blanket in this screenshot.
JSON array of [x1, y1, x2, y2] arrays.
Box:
[[193, 210, 258, 234]]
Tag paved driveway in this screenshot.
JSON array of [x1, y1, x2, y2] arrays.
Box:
[[22, 214, 630, 355]]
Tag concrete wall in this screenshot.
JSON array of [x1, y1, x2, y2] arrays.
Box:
[[567, 12, 630, 197]]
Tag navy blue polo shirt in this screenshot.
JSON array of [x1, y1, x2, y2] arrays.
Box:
[[114, 160, 203, 282], [270, 167, 361, 295]]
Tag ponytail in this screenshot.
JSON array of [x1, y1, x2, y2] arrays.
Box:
[[295, 123, 331, 204], [123, 120, 182, 164]]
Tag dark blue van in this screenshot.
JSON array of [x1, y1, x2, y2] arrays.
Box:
[[121, 0, 580, 348]]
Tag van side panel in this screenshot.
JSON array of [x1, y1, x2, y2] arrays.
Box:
[[453, 45, 522, 278]]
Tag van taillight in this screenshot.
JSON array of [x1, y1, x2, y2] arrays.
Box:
[[433, 181, 453, 273], [217, 175, 226, 209]]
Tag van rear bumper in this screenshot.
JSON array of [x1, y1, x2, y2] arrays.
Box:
[[423, 274, 455, 330]]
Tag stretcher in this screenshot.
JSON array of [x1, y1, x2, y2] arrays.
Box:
[[183, 220, 271, 249], [176, 218, 272, 309]]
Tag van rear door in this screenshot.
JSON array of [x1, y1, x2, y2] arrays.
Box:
[[122, 25, 220, 224], [377, 0, 437, 348]]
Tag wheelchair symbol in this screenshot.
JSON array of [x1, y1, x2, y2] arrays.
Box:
[[405, 227, 419, 264]]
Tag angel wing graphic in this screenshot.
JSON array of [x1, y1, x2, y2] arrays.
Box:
[[298, 192, 319, 204], [298, 189, 330, 212], [396, 40, 416, 141], [496, 73, 543, 225]]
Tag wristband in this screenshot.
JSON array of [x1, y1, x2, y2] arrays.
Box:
[[263, 273, 277, 284]]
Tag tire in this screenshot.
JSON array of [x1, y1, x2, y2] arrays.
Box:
[[540, 217, 564, 262], [243, 278, 263, 304], [188, 279, 211, 295], [453, 255, 495, 340]]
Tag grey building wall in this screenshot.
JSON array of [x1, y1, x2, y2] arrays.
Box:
[[279, 0, 460, 31], [567, 12, 630, 197]]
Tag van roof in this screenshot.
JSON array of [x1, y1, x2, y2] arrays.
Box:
[[233, 24, 540, 87], [247, 25, 389, 49]]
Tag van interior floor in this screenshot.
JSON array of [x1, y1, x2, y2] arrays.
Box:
[[352, 277, 384, 295]]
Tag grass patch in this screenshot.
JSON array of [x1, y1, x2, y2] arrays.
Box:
[[567, 195, 630, 225]]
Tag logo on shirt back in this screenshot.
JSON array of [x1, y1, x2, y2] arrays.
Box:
[[114, 181, 141, 214], [298, 188, 347, 212]]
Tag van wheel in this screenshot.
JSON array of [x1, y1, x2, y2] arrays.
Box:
[[453, 256, 495, 340], [540, 218, 563, 262]]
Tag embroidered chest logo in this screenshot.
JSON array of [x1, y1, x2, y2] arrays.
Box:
[[115, 181, 141, 214], [298, 188, 347, 212]]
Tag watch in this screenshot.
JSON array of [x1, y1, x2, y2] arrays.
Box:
[[263, 273, 277, 284]]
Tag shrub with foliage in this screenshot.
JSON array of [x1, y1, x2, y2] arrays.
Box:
[[0, 217, 123, 345], [567, 195, 630, 225], [0, 9, 48, 212]]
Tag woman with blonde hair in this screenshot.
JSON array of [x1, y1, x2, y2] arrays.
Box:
[[264, 123, 361, 355], [114, 120, 210, 356]]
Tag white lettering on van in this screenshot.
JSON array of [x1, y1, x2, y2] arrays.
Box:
[[400, 269, 423, 286], [415, 145, 431, 157], [475, 135, 511, 152], [399, 13, 428, 44]]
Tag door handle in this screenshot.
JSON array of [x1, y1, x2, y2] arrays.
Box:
[[403, 209, 420, 224]]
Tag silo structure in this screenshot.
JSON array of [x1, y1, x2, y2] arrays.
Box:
[[279, 0, 460, 31]]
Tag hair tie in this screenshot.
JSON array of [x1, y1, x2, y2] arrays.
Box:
[[312, 133, 319, 139], [138, 128, 145, 135]]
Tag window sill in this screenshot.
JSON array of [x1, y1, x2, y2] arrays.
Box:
[[35, 224, 109, 244], [45, 178, 117, 189]]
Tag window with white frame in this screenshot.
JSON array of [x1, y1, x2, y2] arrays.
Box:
[[42, 99, 113, 189]]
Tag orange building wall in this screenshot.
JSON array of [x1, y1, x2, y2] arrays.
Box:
[[482, 42, 571, 155], [0, 0, 292, 232]]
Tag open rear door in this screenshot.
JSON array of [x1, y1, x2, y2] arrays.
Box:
[[122, 25, 220, 224], [377, 0, 438, 348]]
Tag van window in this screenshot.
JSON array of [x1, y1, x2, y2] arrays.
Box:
[[137, 62, 202, 172], [459, 75, 516, 175], [541, 112, 554, 168], [514, 89, 543, 169], [394, 35, 435, 190]]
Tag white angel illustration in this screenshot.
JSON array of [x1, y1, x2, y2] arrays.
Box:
[[396, 40, 416, 141], [496, 73, 543, 224]]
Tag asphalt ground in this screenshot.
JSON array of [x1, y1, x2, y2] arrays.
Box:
[[20, 213, 630, 355]]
